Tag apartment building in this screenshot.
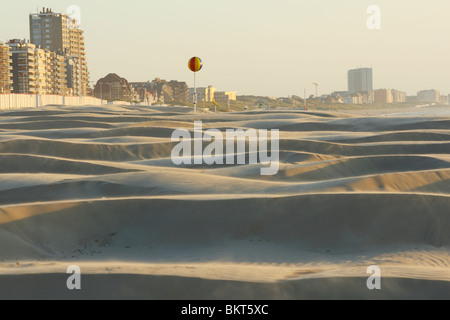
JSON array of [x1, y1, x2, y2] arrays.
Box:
[[374, 89, 393, 103], [189, 85, 216, 103], [391, 89, 406, 103], [30, 8, 89, 96], [131, 79, 189, 103], [8, 39, 42, 94], [149, 78, 173, 103], [48, 51, 68, 95], [417, 89, 440, 103], [0, 42, 13, 93], [214, 91, 237, 103], [348, 68, 373, 94], [8, 39, 67, 95], [375, 89, 407, 104], [343, 92, 373, 105], [169, 80, 189, 103]]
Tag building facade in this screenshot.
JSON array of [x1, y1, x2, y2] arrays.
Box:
[[49, 51, 68, 95], [30, 8, 89, 96], [374, 89, 405, 104], [348, 68, 373, 95], [8, 39, 44, 95], [374, 89, 393, 103], [392, 89, 406, 103], [131, 79, 189, 104], [214, 91, 237, 103], [94, 73, 136, 102], [133, 87, 156, 105], [0, 42, 12, 93], [8, 39, 68, 95], [149, 78, 173, 103], [169, 80, 189, 103], [189, 85, 216, 103], [417, 89, 440, 103], [344, 96, 359, 105], [66, 56, 84, 96], [343, 92, 373, 105]]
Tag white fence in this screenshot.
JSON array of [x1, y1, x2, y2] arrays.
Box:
[[0, 94, 108, 110]]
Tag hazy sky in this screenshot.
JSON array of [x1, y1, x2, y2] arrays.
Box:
[[1, 0, 449, 97]]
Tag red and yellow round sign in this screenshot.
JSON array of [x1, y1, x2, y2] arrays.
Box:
[[188, 57, 203, 72]]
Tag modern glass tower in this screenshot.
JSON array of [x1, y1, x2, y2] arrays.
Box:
[[348, 68, 373, 94]]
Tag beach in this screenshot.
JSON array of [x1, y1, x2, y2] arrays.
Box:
[[0, 104, 449, 299]]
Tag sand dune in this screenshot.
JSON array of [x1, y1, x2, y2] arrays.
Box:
[[0, 104, 449, 299]]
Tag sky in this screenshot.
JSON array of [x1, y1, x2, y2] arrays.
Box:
[[1, 0, 449, 97]]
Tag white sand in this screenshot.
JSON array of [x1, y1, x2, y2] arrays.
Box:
[[0, 104, 449, 299]]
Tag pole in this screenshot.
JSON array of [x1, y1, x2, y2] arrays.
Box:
[[304, 88, 307, 111], [228, 96, 230, 112], [194, 72, 197, 114]]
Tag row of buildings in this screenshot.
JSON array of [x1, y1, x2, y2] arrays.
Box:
[[374, 89, 407, 103], [93, 75, 237, 105], [130, 78, 190, 104], [374, 88, 447, 104], [322, 68, 376, 104], [188, 85, 237, 104], [325, 67, 447, 105], [0, 8, 89, 96]]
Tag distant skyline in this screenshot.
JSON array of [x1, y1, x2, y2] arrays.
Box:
[[1, 0, 449, 97]]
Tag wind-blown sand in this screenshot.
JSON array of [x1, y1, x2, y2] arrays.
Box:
[[0, 104, 449, 299]]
